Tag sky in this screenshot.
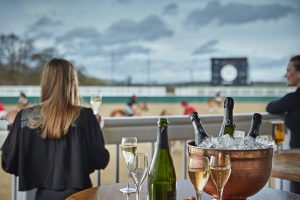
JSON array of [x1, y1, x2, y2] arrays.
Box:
[[0, 0, 299, 84]]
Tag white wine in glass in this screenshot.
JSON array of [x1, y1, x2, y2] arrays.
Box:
[[120, 137, 137, 194], [188, 156, 210, 200], [90, 93, 102, 114], [210, 154, 231, 200], [121, 144, 137, 166]]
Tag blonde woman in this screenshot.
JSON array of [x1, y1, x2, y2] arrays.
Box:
[[1, 58, 109, 200]]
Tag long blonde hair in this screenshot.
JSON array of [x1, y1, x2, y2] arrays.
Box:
[[39, 58, 81, 139]]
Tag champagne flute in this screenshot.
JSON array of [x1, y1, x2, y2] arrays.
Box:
[[90, 93, 102, 114], [130, 153, 149, 200], [210, 153, 231, 200], [120, 137, 137, 193], [90, 93, 104, 128], [188, 156, 210, 200]]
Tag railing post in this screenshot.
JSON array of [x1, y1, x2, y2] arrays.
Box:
[[182, 140, 187, 179], [96, 170, 101, 186], [115, 144, 120, 183], [12, 175, 16, 200]]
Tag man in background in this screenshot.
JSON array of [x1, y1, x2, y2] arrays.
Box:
[[181, 101, 196, 115]]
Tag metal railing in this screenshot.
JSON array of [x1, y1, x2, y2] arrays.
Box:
[[1, 113, 278, 200]]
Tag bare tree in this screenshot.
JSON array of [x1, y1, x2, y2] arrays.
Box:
[[31, 47, 59, 69], [0, 34, 33, 71]]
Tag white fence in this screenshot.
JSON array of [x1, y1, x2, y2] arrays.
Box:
[[175, 87, 296, 97], [0, 86, 167, 97], [0, 86, 296, 98]]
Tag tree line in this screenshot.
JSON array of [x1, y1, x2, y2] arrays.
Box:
[[0, 33, 105, 85]]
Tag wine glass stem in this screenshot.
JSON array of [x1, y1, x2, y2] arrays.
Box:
[[196, 191, 201, 200], [126, 166, 130, 189], [136, 188, 140, 200], [217, 188, 223, 200]]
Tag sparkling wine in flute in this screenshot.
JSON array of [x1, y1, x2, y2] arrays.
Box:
[[90, 93, 102, 114], [121, 144, 137, 166], [188, 168, 209, 193], [120, 137, 137, 194], [210, 166, 231, 190]]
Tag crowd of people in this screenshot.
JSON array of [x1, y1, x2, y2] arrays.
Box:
[[1, 55, 300, 199]]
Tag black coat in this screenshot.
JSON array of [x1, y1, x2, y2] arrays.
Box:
[[1, 106, 109, 191], [266, 88, 300, 148]]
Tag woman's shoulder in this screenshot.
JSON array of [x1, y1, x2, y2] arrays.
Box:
[[77, 106, 94, 119], [78, 106, 93, 114]]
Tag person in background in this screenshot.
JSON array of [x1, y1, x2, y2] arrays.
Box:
[[18, 91, 29, 109], [181, 101, 197, 115], [125, 95, 137, 116], [214, 91, 223, 106], [266, 55, 300, 194], [1, 58, 110, 200], [160, 109, 171, 116], [5, 91, 29, 124], [0, 102, 6, 119]]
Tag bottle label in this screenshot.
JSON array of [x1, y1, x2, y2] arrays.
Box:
[[199, 127, 205, 133], [225, 119, 231, 125]]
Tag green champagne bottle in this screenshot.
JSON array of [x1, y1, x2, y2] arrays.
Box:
[[247, 113, 262, 139], [218, 97, 235, 137], [148, 118, 176, 200]]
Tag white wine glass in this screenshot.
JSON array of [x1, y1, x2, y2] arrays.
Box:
[[90, 93, 104, 128], [210, 153, 231, 200], [130, 153, 149, 200], [90, 93, 102, 114], [120, 137, 137, 193], [188, 156, 210, 200]]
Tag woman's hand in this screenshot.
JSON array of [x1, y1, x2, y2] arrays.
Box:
[[95, 113, 102, 123], [95, 113, 105, 129]]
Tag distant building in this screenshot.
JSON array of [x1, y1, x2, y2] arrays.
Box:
[[211, 57, 248, 85]]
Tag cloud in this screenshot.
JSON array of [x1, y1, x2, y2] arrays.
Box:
[[56, 27, 101, 43], [163, 3, 178, 16], [55, 15, 172, 58], [185, 1, 295, 29], [249, 55, 288, 69], [247, 55, 289, 81], [110, 45, 151, 58], [192, 39, 219, 55], [115, 0, 130, 4], [101, 15, 173, 45], [25, 16, 62, 39], [57, 15, 173, 47]]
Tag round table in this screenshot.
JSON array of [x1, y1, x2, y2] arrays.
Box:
[[66, 180, 300, 200]]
